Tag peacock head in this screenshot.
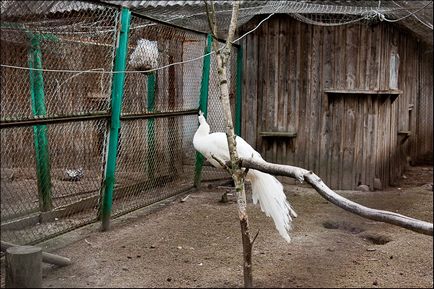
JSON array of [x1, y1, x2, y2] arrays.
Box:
[[198, 110, 206, 124]]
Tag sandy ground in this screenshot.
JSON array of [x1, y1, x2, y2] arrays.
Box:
[[2, 165, 433, 288]]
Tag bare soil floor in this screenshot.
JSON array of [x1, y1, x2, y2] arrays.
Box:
[[6, 166, 434, 288]]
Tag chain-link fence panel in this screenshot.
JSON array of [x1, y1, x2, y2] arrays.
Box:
[[110, 14, 206, 216], [201, 44, 240, 182], [1, 120, 107, 245], [1, 0, 243, 247], [1, 1, 117, 245]]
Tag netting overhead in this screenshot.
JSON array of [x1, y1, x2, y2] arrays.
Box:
[[101, 0, 433, 46], [2, 1, 432, 45]]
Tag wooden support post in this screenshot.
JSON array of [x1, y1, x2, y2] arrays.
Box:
[[5, 246, 42, 288], [194, 34, 213, 187]]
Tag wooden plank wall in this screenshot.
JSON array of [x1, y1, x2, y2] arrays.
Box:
[[240, 15, 433, 190], [415, 43, 433, 164]]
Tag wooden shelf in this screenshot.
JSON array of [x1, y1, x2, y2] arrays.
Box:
[[324, 89, 402, 103], [398, 130, 411, 143], [398, 130, 411, 136], [259, 131, 297, 138]]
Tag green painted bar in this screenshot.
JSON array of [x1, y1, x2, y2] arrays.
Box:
[[147, 72, 156, 181], [101, 7, 131, 231], [28, 35, 52, 212], [235, 46, 243, 136], [193, 34, 213, 188]]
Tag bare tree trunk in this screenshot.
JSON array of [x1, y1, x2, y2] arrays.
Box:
[[205, 1, 254, 287], [241, 157, 433, 236]]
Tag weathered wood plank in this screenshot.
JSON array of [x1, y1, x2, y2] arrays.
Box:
[[303, 23, 313, 170], [272, 18, 280, 163], [309, 25, 321, 174], [244, 31, 258, 147], [342, 96, 356, 189], [357, 24, 366, 90], [416, 44, 433, 163], [360, 93, 369, 187], [320, 26, 333, 184], [337, 26, 347, 189], [296, 21, 308, 169], [342, 25, 358, 189], [368, 25, 380, 90], [369, 97, 377, 190], [376, 97, 384, 188], [277, 16, 288, 165], [346, 25, 358, 90], [256, 19, 268, 157], [287, 18, 299, 166]]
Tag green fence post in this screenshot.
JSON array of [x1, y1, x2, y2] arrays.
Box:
[[28, 35, 52, 212], [193, 34, 213, 188], [147, 73, 156, 181], [235, 46, 243, 136], [101, 7, 131, 231]]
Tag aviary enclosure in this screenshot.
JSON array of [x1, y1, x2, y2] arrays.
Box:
[[0, 2, 432, 286], [0, 1, 241, 246]]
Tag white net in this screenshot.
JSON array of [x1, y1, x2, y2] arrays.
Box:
[[102, 0, 433, 46]]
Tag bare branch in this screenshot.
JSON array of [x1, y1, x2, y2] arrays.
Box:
[[204, 0, 218, 39], [251, 229, 260, 246], [205, 2, 253, 287], [211, 154, 231, 173], [240, 157, 433, 236], [225, 1, 240, 51]]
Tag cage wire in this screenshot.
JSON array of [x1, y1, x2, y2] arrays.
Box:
[[111, 14, 207, 216], [202, 45, 239, 182], [0, 0, 241, 246], [1, 1, 120, 246], [110, 0, 432, 46]]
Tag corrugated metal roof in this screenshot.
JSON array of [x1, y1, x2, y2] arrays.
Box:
[[0, 1, 104, 17], [104, 1, 205, 8], [102, 1, 248, 8]]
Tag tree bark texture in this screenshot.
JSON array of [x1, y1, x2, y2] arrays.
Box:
[[205, 2, 254, 287]]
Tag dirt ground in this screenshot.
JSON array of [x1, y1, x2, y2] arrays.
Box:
[[7, 165, 434, 288]]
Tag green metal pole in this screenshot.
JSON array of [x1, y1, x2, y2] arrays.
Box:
[[101, 7, 131, 231], [147, 73, 156, 181], [193, 34, 213, 188], [28, 35, 52, 212], [235, 46, 243, 136]]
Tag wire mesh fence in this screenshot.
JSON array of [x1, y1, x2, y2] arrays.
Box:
[[202, 46, 240, 182], [1, 1, 241, 246], [1, 1, 118, 246]]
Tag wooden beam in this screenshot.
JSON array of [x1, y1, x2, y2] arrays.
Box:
[[323, 89, 402, 95]]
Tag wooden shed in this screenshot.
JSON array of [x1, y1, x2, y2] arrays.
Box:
[[239, 15, 433, 190]]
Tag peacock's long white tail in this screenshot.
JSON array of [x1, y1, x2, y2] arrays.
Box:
[[247, 169, 297, 243]]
